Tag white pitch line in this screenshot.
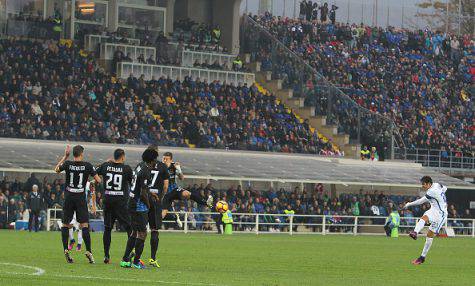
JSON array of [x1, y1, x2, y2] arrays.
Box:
[[0, 262, 45, 276], [45, 273, 221, 286], [0, 262, 221, 286]]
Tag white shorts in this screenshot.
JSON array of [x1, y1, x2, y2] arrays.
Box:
[[424, 209, 447, 234]]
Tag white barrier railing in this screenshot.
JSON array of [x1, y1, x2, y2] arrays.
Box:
[[100, 42, 156, 61], [169, 42, 228, 54], [117, 62, 255, 86], [181, 50, 236, 70], [46, 208, 475, 237], [84, 34, 141, 51]]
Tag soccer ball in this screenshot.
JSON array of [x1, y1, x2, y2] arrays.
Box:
[[215, 201, 228, 213]]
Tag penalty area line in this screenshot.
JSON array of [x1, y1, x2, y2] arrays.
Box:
[[0, 262, 45, 276], [0, 263, 221, 286]]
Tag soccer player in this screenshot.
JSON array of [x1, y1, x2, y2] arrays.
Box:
[[161, 152, 213, 224], [120, 147, 158, 269], [404, 176, 448, 265], [69, 182, 94, 251], [96, 148, 133, 264], [54, 145, 101, 264], [146, 146, 169, 268]]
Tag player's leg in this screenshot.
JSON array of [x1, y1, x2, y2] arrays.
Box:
[[116, 200, 132, 237], [161, 191, 174, 219], [121, 229, 136, 268], [103, 200, 114, 263], [412, 213, 445, 265], [148, 203, 161, 268], [132, 212, 148, 269], [61, 198, 75, 263], [181, 189, 213, 208], [121, 209, 139, 267], [76, 198, 94, 263], [409, 214, 429, 240], [76, 224, 83, 250], [163, 190, 184, 227], [68, 227, 76, 250]]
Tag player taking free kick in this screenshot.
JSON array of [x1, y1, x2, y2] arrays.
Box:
[[404, 176, 448, 265]]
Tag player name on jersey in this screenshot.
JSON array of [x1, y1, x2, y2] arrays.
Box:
[[106, 166, 123, 173], [69, 165, 86, 171]]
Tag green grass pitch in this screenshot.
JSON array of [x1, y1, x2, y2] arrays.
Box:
[[0, 231, 474, 286]]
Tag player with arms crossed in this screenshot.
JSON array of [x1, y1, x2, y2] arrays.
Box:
[[404, 176, 448, 265], [96, 148, 133, 264], [54, 145, 101, 263], [146, 146, 169, 268], [161, 152, 213, 225], [120, 147, 158, 269]]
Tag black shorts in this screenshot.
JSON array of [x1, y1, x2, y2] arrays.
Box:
[[129, 210, 148, 232], [148, 201, 162, 230], [162, 188, 184, 209], [62, 192, 89, 224], [103, 196, 130, 230]]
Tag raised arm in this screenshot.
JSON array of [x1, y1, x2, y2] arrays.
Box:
[[404, 196, 429, 209], [175, 162, 185, 180], [54, 145, 70, 173]]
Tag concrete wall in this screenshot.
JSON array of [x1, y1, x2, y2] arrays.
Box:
[[211, 0, 241, 54], [174, 0, 212, 23], [173, 0, 241, 54]]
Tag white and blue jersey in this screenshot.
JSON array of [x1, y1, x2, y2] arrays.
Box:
[[424, 183, 448, 234]]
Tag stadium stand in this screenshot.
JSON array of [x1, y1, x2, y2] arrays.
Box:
[[243, 13, 474, 157], [0, 38, 337, 155]]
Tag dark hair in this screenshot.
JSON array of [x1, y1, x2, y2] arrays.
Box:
[[147, 145, 159, 152], [114, 148, 125, 160], [142, 148, 158, 163], [163, 151, 173, 159], [72, 145, 84, 157], [420, 176, 433, 184]]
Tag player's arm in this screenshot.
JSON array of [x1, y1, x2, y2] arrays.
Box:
[[93, 174, 102, 184], [140, 171, 151, 208], [87, 182, 97, 214], [175, 162, 184, 180], [140, 184, 150, 208], [404, 196, 429, 209], [161, 179, 169, 201], [54, 145, 70, 173], [160, 165, 170, 201], [88, 163, 102, 184]]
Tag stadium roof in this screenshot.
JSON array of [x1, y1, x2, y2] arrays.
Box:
[[0, 138, 473, 189]]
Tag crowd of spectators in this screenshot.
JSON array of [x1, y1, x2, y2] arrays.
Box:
[[245, 13, 474, 155], [0, 38, 336, 154], [1, 175, 472, 234]]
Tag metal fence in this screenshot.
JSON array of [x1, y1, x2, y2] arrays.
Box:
[[240, 15, 404, 159], [100, 42, 156, 61], [395, 147, 475, 171], [84, 34, 141, 52], [181, 50, 237, 71], [45, 209, 475, 237], [116, 62, 255, 86]]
